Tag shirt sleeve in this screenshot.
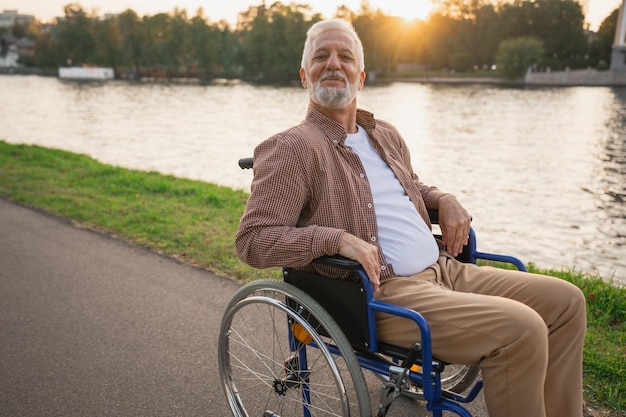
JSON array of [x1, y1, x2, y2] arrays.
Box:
[[235, 135, 343, 269]]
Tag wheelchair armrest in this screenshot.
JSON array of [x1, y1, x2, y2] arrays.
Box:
[[313, 255, 362, 270], [427, 208, 472, 225], [427, 208, 439, 224]]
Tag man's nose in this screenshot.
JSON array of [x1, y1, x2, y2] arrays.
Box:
[[326, 52, 341, 69]]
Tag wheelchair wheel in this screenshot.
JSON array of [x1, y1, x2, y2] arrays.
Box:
[[440, 364, 480, 393], [219, 279, 371, 417]]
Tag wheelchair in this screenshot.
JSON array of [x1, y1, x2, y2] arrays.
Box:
[[218, 157, 526, 417]]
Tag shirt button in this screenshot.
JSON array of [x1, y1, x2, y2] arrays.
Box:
[[371, 236, 376, 242], [367, 203, 372, 208], [381, 265, 386, 271], [333, 139, 338, 144], [360, 173, 365, 178]]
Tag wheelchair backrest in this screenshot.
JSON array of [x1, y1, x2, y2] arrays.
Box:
[[283, 267, 372, 351]]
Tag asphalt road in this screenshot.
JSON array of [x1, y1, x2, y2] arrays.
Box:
[[0, 198, 486, 417]]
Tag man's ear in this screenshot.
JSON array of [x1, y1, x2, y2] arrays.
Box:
[[359, 70, 366, 90], [300, 68, 307, 89]]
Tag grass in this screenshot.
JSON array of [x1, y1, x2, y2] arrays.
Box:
[[1, 140, 624, 415], [532, 264, 625, 413], [0, 140, 278, 282]]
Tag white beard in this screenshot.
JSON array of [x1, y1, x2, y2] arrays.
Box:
[[308, 70, 359, 109]]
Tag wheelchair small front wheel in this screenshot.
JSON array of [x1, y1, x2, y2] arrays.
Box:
[[218, 279, 371, 417]]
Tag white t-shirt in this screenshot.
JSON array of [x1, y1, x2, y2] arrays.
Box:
[[345, 125, 439, 276]]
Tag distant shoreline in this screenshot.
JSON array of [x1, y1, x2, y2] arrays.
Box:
[[3, 66, 625, 87]]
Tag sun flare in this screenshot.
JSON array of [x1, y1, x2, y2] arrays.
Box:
[[373, 0, 435, 21]]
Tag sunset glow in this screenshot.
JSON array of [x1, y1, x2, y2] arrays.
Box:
[[2, 0, 437, 23], [1, 0, 621, 30]]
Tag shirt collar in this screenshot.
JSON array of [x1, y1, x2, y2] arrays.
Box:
[[305, 105, 377, 145]]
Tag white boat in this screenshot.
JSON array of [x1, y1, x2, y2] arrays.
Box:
[[58, 66, 114, 80]]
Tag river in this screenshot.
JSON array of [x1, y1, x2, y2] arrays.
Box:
[[1, 75, 624, 284]]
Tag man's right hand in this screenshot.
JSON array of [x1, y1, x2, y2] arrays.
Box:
[[337, 232, 381, 292]]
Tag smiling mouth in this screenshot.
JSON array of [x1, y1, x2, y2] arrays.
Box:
[[320, 71, 347, 83], [321, 77, 346, 85]]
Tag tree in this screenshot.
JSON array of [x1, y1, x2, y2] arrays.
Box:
[[117, 9, 143, 77], [32, 31, 59, 68], [167, 8, 193, 73], [421, 12, 459, 68], [140, 12, 172, 74], [352, 10, 404, 75], [56, 4, 97, 65], [188, 9, 226, 78], [92, 16, 122, 67], [592, 7, 620, 69], [10, 19, 40, 40], [434, 0, 488, 21], [496, 36, 544, 79], [498, 0, 587, 70], [238, 2, 316, 82], [470, 4, 500, 67]]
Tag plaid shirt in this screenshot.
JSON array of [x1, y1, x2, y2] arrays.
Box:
[[235, 105, 446, 282]]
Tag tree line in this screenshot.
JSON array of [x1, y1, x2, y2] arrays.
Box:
[[3, 0, 622, 81]]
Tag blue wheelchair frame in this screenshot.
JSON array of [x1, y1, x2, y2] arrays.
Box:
[[284, 227, 526, 417]]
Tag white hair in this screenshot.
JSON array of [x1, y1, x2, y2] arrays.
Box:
[[300, 19, 365, 72]]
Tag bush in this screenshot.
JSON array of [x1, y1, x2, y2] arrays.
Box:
[[495, 36, 545, 79], [449, 52, 473, 72]]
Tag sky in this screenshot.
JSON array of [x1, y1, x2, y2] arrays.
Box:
[[1, 0, 623, 31]]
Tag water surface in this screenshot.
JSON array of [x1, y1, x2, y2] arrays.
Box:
[[2, 75, 624, 283]]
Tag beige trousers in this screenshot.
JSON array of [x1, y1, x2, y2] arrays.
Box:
[[374, 255, 586, 417]]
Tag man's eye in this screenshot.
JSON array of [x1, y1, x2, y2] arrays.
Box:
[[313, 55, 327, 61]]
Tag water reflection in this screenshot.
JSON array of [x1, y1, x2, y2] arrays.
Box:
[[591, 88, 626, 275], [0, 75, 624, 284]]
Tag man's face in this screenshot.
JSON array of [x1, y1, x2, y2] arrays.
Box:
[[301, 29, 365, 109]]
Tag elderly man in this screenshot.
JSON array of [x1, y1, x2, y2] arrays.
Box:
[[235, 18, 586, 417]]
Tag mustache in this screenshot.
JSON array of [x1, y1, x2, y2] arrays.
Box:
[[319, 71, 348, 83]]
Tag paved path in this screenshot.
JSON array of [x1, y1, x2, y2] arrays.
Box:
[[0, 198, 486, 416]]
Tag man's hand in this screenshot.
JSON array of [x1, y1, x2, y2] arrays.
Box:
[[337, 232, 381, 292], [437, 194, 471, 257]]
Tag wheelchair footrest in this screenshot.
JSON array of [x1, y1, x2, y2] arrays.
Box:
[[441, 379, 484, 403]]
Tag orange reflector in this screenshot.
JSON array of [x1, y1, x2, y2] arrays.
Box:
[[291, 323, 313, 344], [410, 364, 422, 372]]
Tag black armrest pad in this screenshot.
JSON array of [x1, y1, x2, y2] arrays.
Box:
[[427, 208, 439, 224], [313, 255, 361, 270]]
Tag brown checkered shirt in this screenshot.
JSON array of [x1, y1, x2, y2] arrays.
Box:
[[235, 105, 447, 282]]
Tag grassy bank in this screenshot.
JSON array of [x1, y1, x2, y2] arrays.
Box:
[[1, 141, 624, 415]]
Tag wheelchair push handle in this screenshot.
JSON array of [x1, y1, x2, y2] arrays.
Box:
[[238, 157, 254, 169]]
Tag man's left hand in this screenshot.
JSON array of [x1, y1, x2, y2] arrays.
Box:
[[437, 194, 471, 257]]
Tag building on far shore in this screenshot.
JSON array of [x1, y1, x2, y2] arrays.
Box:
[[0, 10, 35, 68], [611, 0, 626, 72], [0, 9, 34, 28]]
